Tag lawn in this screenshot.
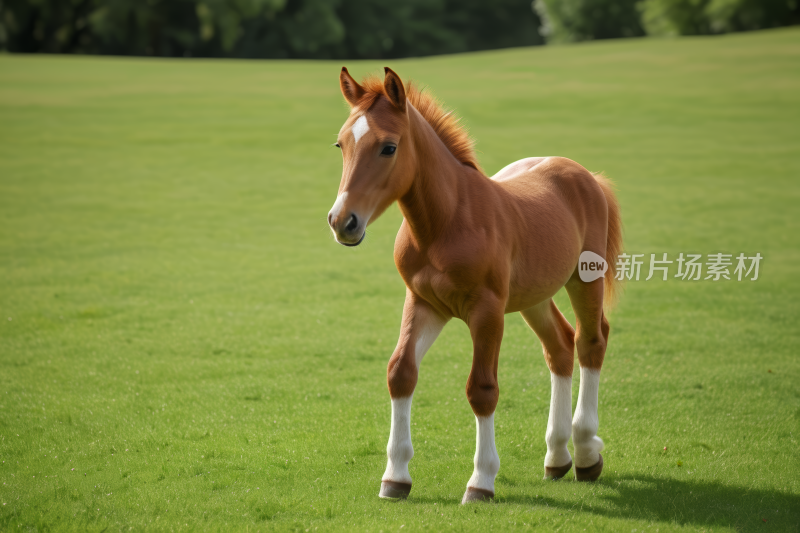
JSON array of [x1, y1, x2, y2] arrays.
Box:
[[0, 28, 798, 532]]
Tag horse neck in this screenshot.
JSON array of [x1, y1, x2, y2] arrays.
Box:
[[397, 105, 471, 245]]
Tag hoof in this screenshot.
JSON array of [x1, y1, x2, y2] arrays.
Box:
[[544, 460, 573, 480], [379, 480, 411, 499], [575, 454, 603, 482], [461, 486, 494, 504]]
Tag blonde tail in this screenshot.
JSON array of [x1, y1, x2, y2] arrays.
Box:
[[593, 173, 623, 309]]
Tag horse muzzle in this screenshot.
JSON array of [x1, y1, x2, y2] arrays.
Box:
[[328, 195, 366, 246]]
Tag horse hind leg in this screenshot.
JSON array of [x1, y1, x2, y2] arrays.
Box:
[[520, 299, 576, 480], [565, 276, 608, 481]]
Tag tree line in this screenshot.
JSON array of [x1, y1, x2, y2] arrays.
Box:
[[1, 0, 797, 59]]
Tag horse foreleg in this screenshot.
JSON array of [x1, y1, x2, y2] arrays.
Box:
[[462, 299, 504, 503], [379, 290, 447, 499]]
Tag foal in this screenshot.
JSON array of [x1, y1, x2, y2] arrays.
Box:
[[327, 67, 623, 503]]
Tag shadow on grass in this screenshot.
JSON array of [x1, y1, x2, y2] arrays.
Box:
[[501, 474, 800, 531]]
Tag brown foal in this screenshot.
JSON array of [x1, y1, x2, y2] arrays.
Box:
[[327, 67, 623, 504]]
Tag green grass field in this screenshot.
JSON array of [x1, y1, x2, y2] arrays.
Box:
[[1, 28, 799, 532]]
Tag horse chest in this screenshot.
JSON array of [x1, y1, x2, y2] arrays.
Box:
[[396, 245, 493, 319]]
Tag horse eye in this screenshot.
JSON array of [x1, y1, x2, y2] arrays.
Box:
[[381, 145, 396, 156], [334, 143, 341, 148]]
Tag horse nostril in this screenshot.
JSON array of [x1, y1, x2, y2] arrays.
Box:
[[327, 212, 334, 227], [345, 214, 358, 232]]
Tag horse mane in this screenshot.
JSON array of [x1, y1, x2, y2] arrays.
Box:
[[359, 75, 482, 173]]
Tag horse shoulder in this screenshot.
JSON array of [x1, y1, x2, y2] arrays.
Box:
[[394, 222, 447, 302], [394, 220, 424, 279]]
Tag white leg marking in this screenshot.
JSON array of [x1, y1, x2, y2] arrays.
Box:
[[545, 373, 573, 468], [467, 414, 500, 493], [382, 313, 446, 485], [413, 315, 446, 368], [383, 396, 414, 484], [572, 367, 604, 467], [351, 115, 370, 144]]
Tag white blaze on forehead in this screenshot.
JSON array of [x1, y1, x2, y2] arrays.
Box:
[[351, 115, 370, 144]]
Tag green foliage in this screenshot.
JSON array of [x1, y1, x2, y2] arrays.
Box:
[[638, 0, 711, 36], [0, 0, 99, 53], [639, 0, 800, 36], [535, 0, 645, 43], [535, 0, 798, 42], [0, 0, 543, 58], [2, 0, 796, 56], [1, 28, 800, 530]]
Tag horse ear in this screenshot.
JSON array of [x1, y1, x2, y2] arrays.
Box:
[[383, 67, 406, 113], [340, 67, 365, 107]]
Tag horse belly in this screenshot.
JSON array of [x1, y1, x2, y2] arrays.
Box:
[[504, 258, 576, 313], [504, 206, 583, 313]]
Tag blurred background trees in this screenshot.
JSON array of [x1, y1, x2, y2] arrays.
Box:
[[0, 0, 543, 57], [0, 0, 797, 57], [534, 0, 646, 43], [536, 0, 799, 42], [637, 0, 800, 36]]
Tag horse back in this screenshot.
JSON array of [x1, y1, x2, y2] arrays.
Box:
[[492, 156, 608, 246]]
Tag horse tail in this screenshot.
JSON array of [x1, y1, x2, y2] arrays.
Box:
[[593, 173, 623, 309]]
